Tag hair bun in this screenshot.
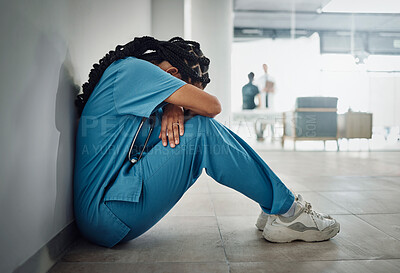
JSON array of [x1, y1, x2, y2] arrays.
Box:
[[199, 57, 210, 66]]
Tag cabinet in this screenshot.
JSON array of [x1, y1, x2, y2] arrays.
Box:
[[337, 112, 373, 139]]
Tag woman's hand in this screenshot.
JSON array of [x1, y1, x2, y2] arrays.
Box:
[[159, 104, 185, 148]]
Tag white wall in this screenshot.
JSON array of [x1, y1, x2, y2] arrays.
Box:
[[188, 0, 233, 123], [152, 0, 233, 124], [320, 54, 400, 127], [152, 0, 184, 40], [369, 75, 400, 127], [0, 1, 151, 272]]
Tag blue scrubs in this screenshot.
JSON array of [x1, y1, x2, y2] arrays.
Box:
[[74, 57, 294, 248]]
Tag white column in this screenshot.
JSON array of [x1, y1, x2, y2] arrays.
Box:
[[186, 0, 233, 123], [151, 0, 185, 40], [152, 0, 233, 123]]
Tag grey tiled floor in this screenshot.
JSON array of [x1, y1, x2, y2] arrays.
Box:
[[50, 151, 400, 273]]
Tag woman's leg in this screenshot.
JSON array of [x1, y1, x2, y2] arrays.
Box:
[[106, 115, 294, 242]]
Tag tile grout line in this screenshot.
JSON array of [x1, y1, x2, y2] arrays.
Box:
[[322, 186, 400, 243], [54, 257, 400, 265], [303, 190, 354, 215], [353, 214, 400, 242], [227, 257, 400, 263], [56, 261, 233, 264], [302, 189, 400, 242], [316, 190, 400, 216], [206, 178, 231, 272]]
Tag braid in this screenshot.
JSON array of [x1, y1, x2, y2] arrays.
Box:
[[157, 37, 210, 86], [76, 36, 210, 116]]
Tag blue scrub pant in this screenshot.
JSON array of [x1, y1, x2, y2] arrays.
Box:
[[106, 115, 295, 243]]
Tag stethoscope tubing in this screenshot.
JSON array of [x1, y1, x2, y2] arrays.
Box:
[[128, 114, 156, 164]]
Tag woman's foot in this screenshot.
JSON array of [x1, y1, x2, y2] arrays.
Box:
[[256, 194, 340, 243], [255, 194, 333, 231], [255, 210, 269, 231]]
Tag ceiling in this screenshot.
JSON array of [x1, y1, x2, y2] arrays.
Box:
[[235, 0, 331, 12], [234, 0, 400, 33], [233, 0, 400, 54]]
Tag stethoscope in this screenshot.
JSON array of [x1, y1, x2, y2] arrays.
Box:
[[128, 113, 156, 165]]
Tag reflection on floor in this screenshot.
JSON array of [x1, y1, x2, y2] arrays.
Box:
[[50, 151, 400, 273]]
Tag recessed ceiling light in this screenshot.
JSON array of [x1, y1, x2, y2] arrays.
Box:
[[242, 29, 263, 35], [322, 0, 400, 13]]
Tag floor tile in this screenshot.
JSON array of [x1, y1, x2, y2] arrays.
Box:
[[184, 175, 210, 195], [217, 216, 294, 262], [273, 175, 313, 192], [321, 191, 400, 214], [211, 192, 261, 216], [230, 260, 400, 273], [380, 176, 400, 184], [330, 215, 400, 260], [52, 151, 400, 272], [217, 215, 343, 262], [62, 216, 226, 263], [259, 152, 400, 177], [207, 180, 237, 194], [50, 262, 229, 273], [295, 176, 400, 192], [167, 193, 214, 216], [358, 213, 400, 240], [209, 185, 350, 216], [296, 192, 351, 215], [217, 215, 400, 262]]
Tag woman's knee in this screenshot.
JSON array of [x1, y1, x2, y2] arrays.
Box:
[[184, 115, 215, 136], [186, 114, 211, 125]]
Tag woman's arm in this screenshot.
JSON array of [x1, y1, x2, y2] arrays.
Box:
[[160, 83, 221, 148], [164, 84, 221, 118]]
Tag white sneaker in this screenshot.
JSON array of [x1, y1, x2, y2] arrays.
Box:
[[256, 210, 269, 231], [255, 194, 333, 231], [262, 199, 340, 243]]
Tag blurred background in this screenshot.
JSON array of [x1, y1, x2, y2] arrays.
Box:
[[231, 0, 400, 151]]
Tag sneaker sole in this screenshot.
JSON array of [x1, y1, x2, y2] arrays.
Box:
[[262, 221, 340, 243]]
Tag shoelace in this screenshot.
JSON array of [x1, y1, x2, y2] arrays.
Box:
[[303, 201, 325, 220]]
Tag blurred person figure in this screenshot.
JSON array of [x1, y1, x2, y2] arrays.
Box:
[[257, 64, 275, 109], [242, 72, 260, 110]]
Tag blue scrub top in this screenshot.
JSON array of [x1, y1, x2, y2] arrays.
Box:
[[74, 57, 186, 247]]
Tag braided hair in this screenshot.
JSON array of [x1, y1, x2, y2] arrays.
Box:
[[75, 36, 210, 116]]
